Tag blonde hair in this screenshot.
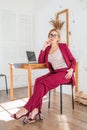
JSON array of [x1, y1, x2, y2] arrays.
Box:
[[48, 14, 64, 42]]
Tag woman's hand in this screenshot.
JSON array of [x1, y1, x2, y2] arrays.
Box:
[[42, 40, 51, 51], [65, 68, 73, 79]]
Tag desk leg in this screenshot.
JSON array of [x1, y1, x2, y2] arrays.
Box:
[[28, 66, 32, 98], [10, 64, 14, 100], [75, 62, 78, 92]]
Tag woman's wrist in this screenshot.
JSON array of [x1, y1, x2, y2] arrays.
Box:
[[42, 46, 46, 51], [70, 68, 73, 72]]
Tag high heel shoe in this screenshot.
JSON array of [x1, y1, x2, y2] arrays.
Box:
[[23, 112, 43, 124], [11, 112, 29, 120], [38, 112, 43, 120]]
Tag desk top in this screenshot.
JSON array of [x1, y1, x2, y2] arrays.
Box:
[[9, 63, 47, 69], [9, 62, 38, 68]]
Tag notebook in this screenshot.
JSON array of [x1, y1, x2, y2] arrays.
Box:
[[26, 51, 38, 63]]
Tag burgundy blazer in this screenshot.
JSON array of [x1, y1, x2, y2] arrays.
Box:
[[38, 43, 76, 72], [38, 43, 76, 86]]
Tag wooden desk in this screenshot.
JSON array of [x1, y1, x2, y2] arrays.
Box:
[[9, 63, 47, 100], [9, 62, 78, 100], [75, 62, 78, 92]]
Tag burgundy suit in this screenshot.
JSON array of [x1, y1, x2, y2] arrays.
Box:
[[24, 43, 76, 112]]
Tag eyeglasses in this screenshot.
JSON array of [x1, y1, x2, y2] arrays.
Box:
[[48, 33, 58, 38]]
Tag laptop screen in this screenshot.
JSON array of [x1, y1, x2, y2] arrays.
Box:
[[26, 51, 37, 62]]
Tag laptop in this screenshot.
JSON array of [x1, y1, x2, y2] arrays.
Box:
[[26, 51, 38, 63]]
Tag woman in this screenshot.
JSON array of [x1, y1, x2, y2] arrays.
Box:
[[11, 20, 76, 124]]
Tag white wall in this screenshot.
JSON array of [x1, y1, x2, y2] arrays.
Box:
[[0, 0, 34, 89], [34, 0, 87, 93]]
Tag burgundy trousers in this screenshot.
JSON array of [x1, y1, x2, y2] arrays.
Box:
[[24, 68, 71, 112]]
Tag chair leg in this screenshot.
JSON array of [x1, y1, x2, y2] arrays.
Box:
[[60, 85, 62, 114], [48, 90, 51, 108], [4, 75, 8, 94], [71, 85, 74, 110]]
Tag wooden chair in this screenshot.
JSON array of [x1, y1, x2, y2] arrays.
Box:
[[48, 83, 74, 114], [0, 74, 8, 94]]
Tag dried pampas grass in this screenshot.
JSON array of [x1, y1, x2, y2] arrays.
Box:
[[50, 14, 64, 30]]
